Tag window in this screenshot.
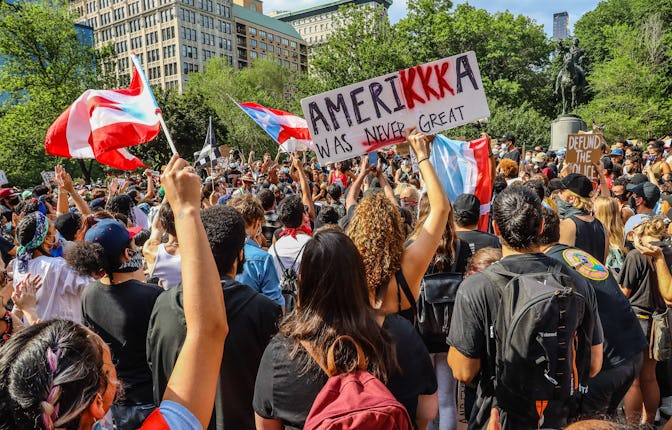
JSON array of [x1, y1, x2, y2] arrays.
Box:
[[128, 2, 139, 15], [99, 0, 110, 8], [260, 30, 266, 39], [249, 27, 256, 36], [130, 36, 143, 49], [267, 33, 273, 42], [146, 31, 158, 45], [129, 19, 142, 32], [179, 8, 196, 23], [117, 57, 129, 71], [182, 44, 197, 59], [268, 45, 274, 53], [143, 0, 156, 10], [260, 42, 266, 50], [250, 51, 257, 59], [163, 44, 176, 58], [160, 9, 174, 22], [100, 12, 111, 25], [164, 62, 178, 76], [250, 39, 257, 48], [113, 7, 125, 20], [114, 23, 126, 36], [115, 40, 128, 53], [144, 14, 157, 27], [199, 14, 214, 29], [290, 40, 297, 48], [161, 26, 175, 40], [147, 48, 160, 62]]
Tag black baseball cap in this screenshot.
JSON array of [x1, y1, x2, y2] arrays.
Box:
[[627, 181, 661, 205], [559, 173, 593, 198], [628, 173, 648, 185], [501, 133, 515, 143], [453, 194, 481, 225]]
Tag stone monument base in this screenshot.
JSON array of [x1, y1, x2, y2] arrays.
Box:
[[550, 115, 586, 151]]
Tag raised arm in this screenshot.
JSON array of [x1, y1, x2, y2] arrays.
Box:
[[345, 156, 370, 209], [142, 202, 165, 274], [55, 166, 91, 216], [401, 129, 450, 292], [635, 238, 672, 302], [160, 154, 228, 428], [292, 156, 315, 221], [376, 160, 397, 207]]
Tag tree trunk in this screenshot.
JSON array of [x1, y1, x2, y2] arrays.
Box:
[[77, 159, 92, 184]]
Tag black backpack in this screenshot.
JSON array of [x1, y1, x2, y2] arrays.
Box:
[[273, 243, 304, 314], [416, 242, 465, 344], [481, 262, 593, 426]]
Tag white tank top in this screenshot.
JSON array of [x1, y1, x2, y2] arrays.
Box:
[[151, 244, 182, 290]]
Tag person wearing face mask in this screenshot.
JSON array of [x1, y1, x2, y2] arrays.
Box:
[[148, 205, 281, 430], [557, 173, 610, 263], [12, 212, 90, 323], [500, 133, 520, 164], [623, 181, 660, 245], [611, 176, 635, 224], [644, 142, 670, 184], [66, 219, 163, 429]]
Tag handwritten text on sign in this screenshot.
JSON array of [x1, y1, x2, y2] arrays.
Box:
[[565, 134, 605, 177], [301, 51, 490, 164]]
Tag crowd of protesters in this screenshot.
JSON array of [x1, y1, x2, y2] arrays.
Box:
[[0, 129, 670, 430]]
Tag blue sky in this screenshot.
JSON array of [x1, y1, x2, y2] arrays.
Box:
[[263, 0, 602, 36]]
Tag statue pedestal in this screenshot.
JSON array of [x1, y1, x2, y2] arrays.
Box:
[[550, 115, 586, 151]]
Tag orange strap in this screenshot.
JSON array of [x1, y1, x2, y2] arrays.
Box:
[[535, 400, 548, 429]]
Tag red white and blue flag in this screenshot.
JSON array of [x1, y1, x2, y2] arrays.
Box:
[[430, 134, 493, 232], [45, 55, 161, 170], [236, 101, 314, 153]]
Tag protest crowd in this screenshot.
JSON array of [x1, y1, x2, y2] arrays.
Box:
[[1, 126, 672, 430]]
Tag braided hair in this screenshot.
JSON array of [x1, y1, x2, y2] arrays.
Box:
[[0, 320, 107, 430]]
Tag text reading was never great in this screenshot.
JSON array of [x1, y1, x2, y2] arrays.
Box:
[[301, 51, 490, 164]]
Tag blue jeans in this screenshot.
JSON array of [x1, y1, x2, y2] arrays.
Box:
[[111, 403, 155, 430]]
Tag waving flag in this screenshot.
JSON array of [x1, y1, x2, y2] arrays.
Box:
[[430, 134, 493, 232], [45, 55, 161, 170], [236, 101, 314, 152]]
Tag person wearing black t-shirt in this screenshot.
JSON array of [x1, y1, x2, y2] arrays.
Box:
[[148, 205, 281, 430], [447, 187, 603, 430], [66, 220, 163, 430], [453, 193, 501, 255], [539, 207, 646, 418], [254, 231, 437, 429]]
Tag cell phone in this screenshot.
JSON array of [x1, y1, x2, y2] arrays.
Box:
[[368, 152, 379, 168]]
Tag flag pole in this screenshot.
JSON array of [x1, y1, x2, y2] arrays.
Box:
[[130, 53, 178, 155]]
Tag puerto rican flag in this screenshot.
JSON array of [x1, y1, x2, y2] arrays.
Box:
[[430, 134, 493, 232], [45, 55, 160, 170], [236, 102, 314, 152]]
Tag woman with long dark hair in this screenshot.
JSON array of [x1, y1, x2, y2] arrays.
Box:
[[254, 230, 438, 429]]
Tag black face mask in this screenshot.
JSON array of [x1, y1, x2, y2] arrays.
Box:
[[7, 197, 19, 206], [613, 193, 628, 203]]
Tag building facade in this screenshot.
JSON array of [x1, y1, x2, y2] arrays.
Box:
[[552, 11, 569, 41], [233, 0, 307, 72], [270, 0, 391, 46], [72, 0, 236, 92]]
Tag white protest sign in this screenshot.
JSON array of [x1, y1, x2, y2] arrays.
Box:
[[301, 51, 490, 164], [0, 170, 8, 186]]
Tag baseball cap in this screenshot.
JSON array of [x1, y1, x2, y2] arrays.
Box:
[[628, 173, 648, 186], [84, 219, 131, 258], [453, 194, 481, 224], [501, 133, 515, 143], [54, 212, 81, 242], [21, 190, 32, 199], [626, 181, 661, 205], [559, 173, 593, 198], [0, 188, 18, 199], [609, 148, 624, 156], [533, 153, 547, 164]]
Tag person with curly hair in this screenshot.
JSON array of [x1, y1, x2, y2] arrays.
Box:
[[496, 159, 519, 185], [347, 128, 449, 320]]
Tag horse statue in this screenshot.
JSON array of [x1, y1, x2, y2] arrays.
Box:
[[554, 39, 587, 115]]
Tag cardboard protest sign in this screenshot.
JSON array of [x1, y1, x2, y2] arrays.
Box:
[[0, 170, 8, 186], [301, 51, 490, 164], [41, 171, 55, 186], [565, 134, 605, 177]]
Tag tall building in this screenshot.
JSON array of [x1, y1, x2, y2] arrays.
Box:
[[269, 0, 391, 46], [233, 0, 307, 72], [552, 11, 569, 41], [72, 0, 237, 92]]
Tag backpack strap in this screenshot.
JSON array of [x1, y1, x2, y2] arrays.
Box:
[[272, 242, 287, 272], [395, 270, 416, 315], [450, 240, 462, 273]]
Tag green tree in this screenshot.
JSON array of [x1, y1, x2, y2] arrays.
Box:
[[0, 0, 114, 186], [133, 89, 227, 168], [299, 4, 411, 97], [189, 57, 296, 154]]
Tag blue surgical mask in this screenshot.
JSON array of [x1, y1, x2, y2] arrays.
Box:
[[4, 223, 11, 232]]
